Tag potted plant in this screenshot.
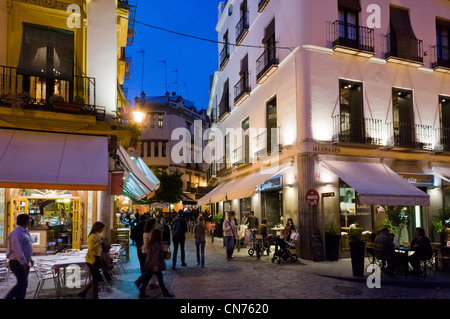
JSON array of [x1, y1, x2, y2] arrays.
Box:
[[435, 206, 450, 245], [432, 220, 444, 243], [348, 226, 365, 277], [325, 224, 341, 261], [213, 213, 224, 237]]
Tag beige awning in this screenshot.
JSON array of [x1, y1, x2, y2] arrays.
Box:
[[0, 129, 109, 190], [321, 160, 430, 206]]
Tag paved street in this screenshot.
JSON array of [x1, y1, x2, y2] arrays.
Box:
[[1, 231, 450, 302]]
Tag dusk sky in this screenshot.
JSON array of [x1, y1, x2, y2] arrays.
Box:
[[125, 0, 221, 111]]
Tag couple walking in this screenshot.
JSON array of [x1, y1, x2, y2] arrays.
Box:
[[172, 210, 208, 269]]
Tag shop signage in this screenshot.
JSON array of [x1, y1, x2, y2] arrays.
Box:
[[305, 189, 320, 206], [322, 192, 335, 197], [397, 173, 434, 186], [260, 176, 282, 191], [110, 172, 124, 195]]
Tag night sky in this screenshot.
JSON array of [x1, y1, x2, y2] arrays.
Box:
[[125, 0, 221, 111]]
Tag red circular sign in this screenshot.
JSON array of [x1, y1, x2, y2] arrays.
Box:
[[305, 189, 320, 206]]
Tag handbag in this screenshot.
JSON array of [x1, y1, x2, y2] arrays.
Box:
[[164, 246, 171, 260]]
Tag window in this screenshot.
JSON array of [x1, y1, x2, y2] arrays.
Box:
[[242, 117, 250, 163], [162, 142, 167, 157], [392, 88, 414, 147], [436, 19, 450, 66], [338, 1, 360, 42], [154, 142, 159, 157], [439, 95, 450, 149], [147, 142, 151, 157], [338, 80, 364, 143], [339, 179, 372, 233], [17, 23, 74, 102], [266, 96, 277, 153], [158, 114, 163, 128]]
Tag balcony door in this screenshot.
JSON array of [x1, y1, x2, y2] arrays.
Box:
[[392, 88, 414, 147], [440, 96, 450, 150], [266, 96, 277, 153], [339, 80, 364, 143], [436, 20, 450, 65], [17, 23, 74, 103]]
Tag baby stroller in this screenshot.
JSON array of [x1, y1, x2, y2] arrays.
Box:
[[271, 231, 299, 264]]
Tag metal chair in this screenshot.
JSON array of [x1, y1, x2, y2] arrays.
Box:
[[0, 258, 10, 286], [33, 262, 61, 299]]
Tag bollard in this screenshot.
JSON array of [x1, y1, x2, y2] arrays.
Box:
[[211, 230, 214, 243]]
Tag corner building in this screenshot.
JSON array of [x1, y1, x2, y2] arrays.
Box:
[[201, 0, 450, 260]]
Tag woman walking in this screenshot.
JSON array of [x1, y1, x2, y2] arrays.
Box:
[[223, 211, 237, 261], [78, 221, 105, 299], [194, 216, 207, 267], [135, 228, 174, 298]]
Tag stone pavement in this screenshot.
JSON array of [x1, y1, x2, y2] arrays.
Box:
[[1, 231, 450, 301]]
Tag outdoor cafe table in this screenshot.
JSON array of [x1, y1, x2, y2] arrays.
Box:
[[394, 246, 412, 278]]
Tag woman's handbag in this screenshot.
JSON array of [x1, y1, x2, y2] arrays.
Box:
[[164, 246, 171, 260]]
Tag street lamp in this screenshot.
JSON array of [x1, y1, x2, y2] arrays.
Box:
[[133, 110, 145, 123]]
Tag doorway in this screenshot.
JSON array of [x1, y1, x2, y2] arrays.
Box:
[[262, 190, 282, 237]]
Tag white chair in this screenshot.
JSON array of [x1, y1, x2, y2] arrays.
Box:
[[0, 258, 10, 286], [110, 246, 125, 274], [33, 262, 61, 299]]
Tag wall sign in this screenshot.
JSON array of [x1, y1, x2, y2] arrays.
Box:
[[305, 189, 320, 206], [397, 173, 434, 187], [260, 176, 282, 191]]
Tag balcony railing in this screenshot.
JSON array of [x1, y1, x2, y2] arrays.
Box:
[[387, 122, 433, 150], [256, 47, 278, 84], [332, 114, 383, 145], [435, 127, 450, 151], [219, 45, 230, 71], [217, 156, 232, 175], [258, 0, 270, 12], [0, 65, 105, 120], [385, 33, 424, 65], [117, 0, 130, 10], [235, 13, 249, 45], [253, 127, 281, 159], [234, 75, 250, 106], [432, 44, 450, 71], [332, 20, 375, 55], [232, 145, 250, 167]]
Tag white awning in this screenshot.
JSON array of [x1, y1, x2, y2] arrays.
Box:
[[321, 160, 430, 206], [432, 166, 450, 183], [226, 164, 291, 200], [117, 145, 159, 200], [198, 164, 291, 205], [0, 129, 108, 190]]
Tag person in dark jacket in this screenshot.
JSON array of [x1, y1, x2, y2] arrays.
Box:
[[409, 227, 433, 275], [158, 216, 171, 252], [171, 210, 188, 270], [131, 214, 147, 274]]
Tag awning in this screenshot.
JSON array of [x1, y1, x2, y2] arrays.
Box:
[[432, 166, 450, 183], [117, 145, 159, 200], [0, 129, 108, 190], [181, 193, 197, 205], [197, 164, 291, 204], [321, 160, 430, 206], [226, 164, 291, 200]]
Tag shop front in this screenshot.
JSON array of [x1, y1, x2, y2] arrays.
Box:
[[319, 159, 432, 257]]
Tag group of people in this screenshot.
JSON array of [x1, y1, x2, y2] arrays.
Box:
[[374, 226, 433, 277]]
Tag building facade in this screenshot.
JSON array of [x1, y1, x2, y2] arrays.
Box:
[[0, 0, 156, 252], [202, 0, 450, 260], [135, 91, 210, 207]]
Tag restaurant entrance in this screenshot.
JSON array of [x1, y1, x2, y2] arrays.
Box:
[[262, 190, 282, 237], [9, 189, 83, 250]]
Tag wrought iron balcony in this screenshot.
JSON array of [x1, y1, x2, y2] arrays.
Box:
[[0, 65, 105, 120], [235, 13, 249, 46], [232, 145, 250, 167], [432, 44, 450, 73], [253, 127, 281, 159], [219, 45, 230, 71], [385, 33, 424, 66], [217, 156, 232, 176], [332, 20, 375, 57], [434, 127, 450, 151], [386, 122, 433, 150], [234, 75, 250, 106], [332, 114, 383, 145], [258, 0, 270, 12], [256, 47, 278, 84]]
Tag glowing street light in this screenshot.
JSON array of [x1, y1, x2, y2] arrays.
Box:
[[133, 110, 145, 123]]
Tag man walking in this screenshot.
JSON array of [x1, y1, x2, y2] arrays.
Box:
[[5, 214, 33, 299], [131, 214, 148, 274], [171, 210, 187, 270]]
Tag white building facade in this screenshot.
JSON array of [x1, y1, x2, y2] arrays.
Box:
[[202, 0, 450, 260]]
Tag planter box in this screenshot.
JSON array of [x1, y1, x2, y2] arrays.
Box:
[[350, 241, 366, 277], [53, 102, 82, 113], [325, 234, 341, 261]]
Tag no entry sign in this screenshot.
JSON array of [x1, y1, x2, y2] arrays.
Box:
[[305, 189, 319, 206]]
